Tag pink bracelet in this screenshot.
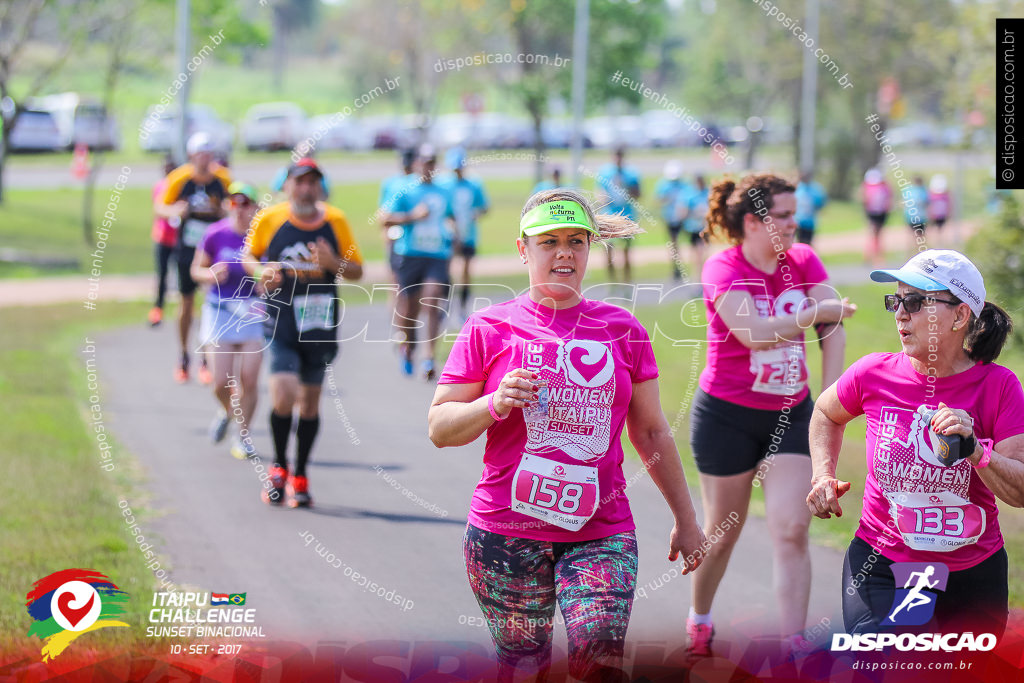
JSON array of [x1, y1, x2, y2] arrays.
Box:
[[488, 393, 508, 421]]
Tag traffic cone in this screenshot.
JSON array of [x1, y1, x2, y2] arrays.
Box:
[[71, 143, 90, 180]]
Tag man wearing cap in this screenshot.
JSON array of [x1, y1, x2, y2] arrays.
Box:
[[808, 249, 1024, 636], [439, 147, 489, 321], [160, 132, 233, 383], [382, 146, 455, 380], [191, 182, 265, 460], [242, 158, 364, 507]]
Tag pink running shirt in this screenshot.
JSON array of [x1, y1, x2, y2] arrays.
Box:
[[439, 294, 659, 542], [836, 352, 1024, 570], [699, 243, 828, 410]]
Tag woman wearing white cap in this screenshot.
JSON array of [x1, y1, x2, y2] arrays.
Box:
[[428, 188, 707, 681], [808, 249, 1024, 635]]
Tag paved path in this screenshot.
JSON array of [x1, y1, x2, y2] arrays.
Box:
[[94, 302, 844, 665]]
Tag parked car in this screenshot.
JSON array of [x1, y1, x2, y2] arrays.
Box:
[[8, 108, 63, 152], [138, 104, 234, 155], [241, 102, 307, 151], [303, 114, 372, 152], [31, 92, 119, 151], [583, 115, 649, 149]]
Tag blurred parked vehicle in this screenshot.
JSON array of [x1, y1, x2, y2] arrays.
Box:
[[31, 92, 119, 151], [241, 102, 307, 151], [8, 108, 63, 152], [139, 104, 233, 155], [303, 114, 372, 151], [584, 115, 649, 149]]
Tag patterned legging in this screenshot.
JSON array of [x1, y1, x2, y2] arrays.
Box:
[[463, 523, 638, 682]]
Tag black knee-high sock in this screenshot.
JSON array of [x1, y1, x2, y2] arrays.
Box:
[[295, 416, 320, 478], [270, 411, 292, 469], [460, 285, 470, 308]]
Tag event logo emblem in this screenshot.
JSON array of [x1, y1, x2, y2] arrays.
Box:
[[561, 340, 613, 388], [884, 562, 949, 626], [25, 569, 129, 661]]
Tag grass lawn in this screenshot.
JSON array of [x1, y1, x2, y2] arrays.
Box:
[[0, 301, 178, 656], [0, 161, 996, 281]]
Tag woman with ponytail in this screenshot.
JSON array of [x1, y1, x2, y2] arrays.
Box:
[[428, 188, 707, 681], [809, 249, 1024, 637], [687, 174, 856, 658]]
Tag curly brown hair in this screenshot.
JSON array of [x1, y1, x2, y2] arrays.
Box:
[[705, 173, 796, 244]]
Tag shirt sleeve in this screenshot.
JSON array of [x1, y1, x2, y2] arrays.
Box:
[[990, 369, 1024, 444], [798, 246, 829, 287], [329, 211, 364, 265], [438, 316, 488, 384], [197, 228, 215, 258], [246, 211, 272, 261], [476, 182, 489, 211], [835, 355, 869, 417], [628, 320, 659, 384], [161, 165, 190, 204], [701, 251, 739, 305]]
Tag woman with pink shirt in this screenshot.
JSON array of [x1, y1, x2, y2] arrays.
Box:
[[808, 249, 1024, 635], [428, 188, 707, 681], [686, 173, 855, 658]]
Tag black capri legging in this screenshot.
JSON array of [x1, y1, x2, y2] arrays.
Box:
[[689, 389, 813, 476], [842, 535, 1008, 637]]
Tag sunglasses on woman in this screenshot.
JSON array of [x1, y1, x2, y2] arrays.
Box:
[[884, 293, 960, 314]]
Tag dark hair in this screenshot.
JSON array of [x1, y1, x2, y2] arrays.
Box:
[[705, 173, 796, 244], [966, 301, 1013, 363]]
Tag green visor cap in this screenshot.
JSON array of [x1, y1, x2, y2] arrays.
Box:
[[519, 200, 598, 237], [228, 181, 259, 203]]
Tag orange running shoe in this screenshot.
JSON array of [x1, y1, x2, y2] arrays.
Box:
[[174, 364, 189, 383], [286, 475, 312, 508], [262, 465, 288, 505], [148, 307, 163, 326], [198, 362, 213, 385]]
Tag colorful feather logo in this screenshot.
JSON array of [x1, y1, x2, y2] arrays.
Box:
[[25, 569, 130, 661]]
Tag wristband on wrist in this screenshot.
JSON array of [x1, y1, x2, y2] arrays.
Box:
[[488, 392, 508, 421], [973, 438, 994, 469], [253, 265, 265, 279]]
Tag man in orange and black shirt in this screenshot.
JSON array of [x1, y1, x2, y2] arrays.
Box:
[[242, 158, 363, 508], [159, 132, 232, 383]]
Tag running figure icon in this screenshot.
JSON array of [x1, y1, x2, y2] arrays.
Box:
[[887, 565, 939, 623]]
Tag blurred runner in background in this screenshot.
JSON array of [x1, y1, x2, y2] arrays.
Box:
[[158, 132, 232, 384]]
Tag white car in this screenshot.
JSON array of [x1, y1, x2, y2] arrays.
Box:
[[241, 102, 307, 151], [8, 109, 63, 152], [584, 115, 650, 149], [139, 104, 234, 155], [31, 93, 119, 151], [302, 114, 372, 152]]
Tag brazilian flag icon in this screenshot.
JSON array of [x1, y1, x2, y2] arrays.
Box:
[[228, 593, 246, 605]]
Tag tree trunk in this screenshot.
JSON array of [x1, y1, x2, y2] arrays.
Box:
[[272, 4, 288, 94], [0, 125, 6, 206], [744, 130, 761, 170], [530, 105, 544, 185]]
